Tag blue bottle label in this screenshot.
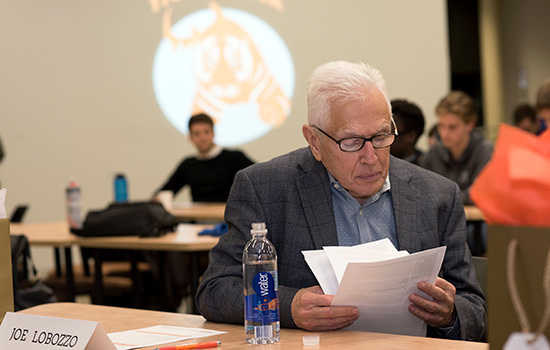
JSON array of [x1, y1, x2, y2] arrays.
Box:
[[245, 271, 279, 323]]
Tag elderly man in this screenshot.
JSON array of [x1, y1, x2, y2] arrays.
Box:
[[196, 61, 486, 341]]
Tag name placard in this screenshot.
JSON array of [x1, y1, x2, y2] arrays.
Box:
[[0, 312, 116, 350]]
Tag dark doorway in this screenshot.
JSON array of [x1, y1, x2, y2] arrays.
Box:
[[447, 0, 484, 126]]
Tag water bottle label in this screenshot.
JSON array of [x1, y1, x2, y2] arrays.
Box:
[[245, 271, 279, 323]]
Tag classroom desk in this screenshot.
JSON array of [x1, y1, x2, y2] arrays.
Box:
[[21, 302, 488, 350], [10, 221, 220, 312], [169, 202, 226, 222], [464, 205, 485, 222], [77, 223, 219, 312], [168, 203, 487, 255]]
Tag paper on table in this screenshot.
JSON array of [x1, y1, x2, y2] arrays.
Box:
[[108, 325, 226, 350], [331, 246, 446, 337]]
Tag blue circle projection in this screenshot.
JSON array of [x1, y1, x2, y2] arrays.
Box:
[[153, 5, 295, 146]]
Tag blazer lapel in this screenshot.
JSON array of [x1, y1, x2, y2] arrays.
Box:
[[390, 158, 422, 253], [295, 149, 339, 249]]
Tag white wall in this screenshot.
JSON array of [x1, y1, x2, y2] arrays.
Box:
[[1, 1, 449, 275]]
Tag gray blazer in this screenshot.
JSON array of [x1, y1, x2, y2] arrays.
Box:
[[196, 147, 486, 341]]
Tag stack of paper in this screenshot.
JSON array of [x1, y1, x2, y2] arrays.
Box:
[[302, 239, 446, 337]]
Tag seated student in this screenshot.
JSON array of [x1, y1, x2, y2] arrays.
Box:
[[389, 99, 425, 165], [420, 91, 493, 205], [513, 103, 546, 135], [155, 113, 254, 202], [196, 61, 486, 341]]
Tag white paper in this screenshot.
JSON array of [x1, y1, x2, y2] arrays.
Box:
[[108, 325, 226, 350], [302, 250, 339, 295], [303, 238, 408, 295], [0, 188, 6, 219], [323, 239, 409, 284], [331, 246, 446, 337]]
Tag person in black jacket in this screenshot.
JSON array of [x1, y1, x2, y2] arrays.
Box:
[[155, 113, 254, 202]]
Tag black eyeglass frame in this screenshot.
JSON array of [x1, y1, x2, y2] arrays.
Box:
[[312, 117, 399, 152]]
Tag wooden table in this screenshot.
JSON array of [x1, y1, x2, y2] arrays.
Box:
[[21, 303, 488, 350], [10, 221, 220, 312], [76, 223, 219, 311], [168, 202, 226, 222], [464, 206, 485, 221]]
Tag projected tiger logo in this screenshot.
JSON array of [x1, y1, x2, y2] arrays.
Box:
[[152, 2, 295, 146]]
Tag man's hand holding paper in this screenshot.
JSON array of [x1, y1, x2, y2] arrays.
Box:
[[290, 286, 359, 331], [408, 277, 457, 328]]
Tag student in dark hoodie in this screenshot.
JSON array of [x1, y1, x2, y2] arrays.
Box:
[[420, 91, 493, 205]]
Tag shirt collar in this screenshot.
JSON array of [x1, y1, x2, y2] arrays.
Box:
[[196, 145, 222, 160], [328, 171, 391, 204]]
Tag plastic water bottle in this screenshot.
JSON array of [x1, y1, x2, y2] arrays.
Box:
[[243, 222, 280, 344], [66, 180, 82, 230], [114, 173, 128, 202]]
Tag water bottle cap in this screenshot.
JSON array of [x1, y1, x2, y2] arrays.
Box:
[[303, 335, 319, 346], [250, 222, 267, 235], [251, 222, 265, 230]]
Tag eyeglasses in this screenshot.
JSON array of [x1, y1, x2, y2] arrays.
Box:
[[312, 117, 398, 152]]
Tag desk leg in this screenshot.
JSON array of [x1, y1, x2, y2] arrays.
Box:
[[190, 251, 200, 315], [155, 251, 171, 311], [472, 221, 485, 257], [54, 248, 62, 278], [93, 249, 104, 305], [63, 247, 75, 302], [130, 251, 143, 308]]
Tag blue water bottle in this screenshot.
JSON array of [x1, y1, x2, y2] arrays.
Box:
[[114, 173, 128, 202], [243, 222, 280, 344]]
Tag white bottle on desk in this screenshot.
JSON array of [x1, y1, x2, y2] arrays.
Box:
[[66, 180, 82, 231], [243, 222, 280, 344]]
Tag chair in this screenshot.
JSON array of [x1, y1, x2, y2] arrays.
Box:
[[472, 256, 488, 297], [45, 248, 150, 307], [11, 234, 57, 310]]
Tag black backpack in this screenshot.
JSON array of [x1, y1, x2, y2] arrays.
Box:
[[11, 235, 57, 310], [73, 201, 180, 237]]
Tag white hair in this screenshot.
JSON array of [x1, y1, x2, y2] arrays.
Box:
[[307, 61, 391, 128]]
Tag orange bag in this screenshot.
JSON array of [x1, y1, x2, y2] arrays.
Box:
[[470, 124, 550, 226]]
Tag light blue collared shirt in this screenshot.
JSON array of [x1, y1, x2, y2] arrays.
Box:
[[328, 172, 397, 248]]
